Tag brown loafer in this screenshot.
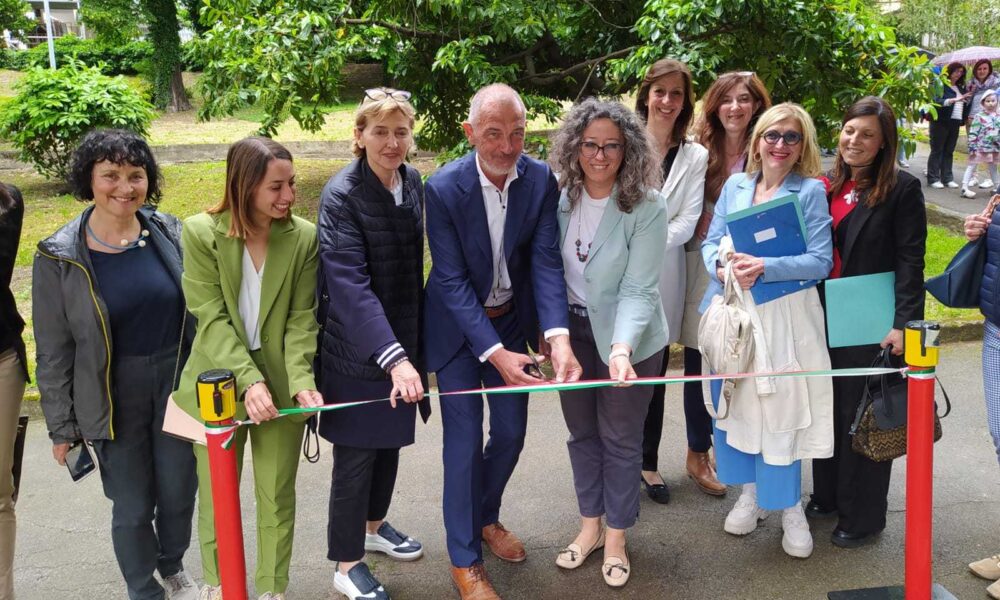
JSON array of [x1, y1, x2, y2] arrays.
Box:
[[451, 563, 501, 600], [482, 522, 526, 563], [686, 449, 727, 496]]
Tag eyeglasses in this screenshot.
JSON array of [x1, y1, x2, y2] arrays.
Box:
[[762, 130, 803, 146], [580, 141, 623, 159], [363, 88, 412, 103]]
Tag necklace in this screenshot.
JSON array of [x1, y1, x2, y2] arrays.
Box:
[[86, 221, 149, 251], [574, 202, 592, 263]]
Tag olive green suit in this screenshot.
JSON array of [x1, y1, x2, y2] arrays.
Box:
[[174, 211, 318, 594]]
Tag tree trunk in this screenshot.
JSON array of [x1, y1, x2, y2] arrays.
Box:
[[167, 69, 191, 113]]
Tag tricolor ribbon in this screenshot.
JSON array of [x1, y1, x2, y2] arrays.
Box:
[[232, 365, 908, 426]]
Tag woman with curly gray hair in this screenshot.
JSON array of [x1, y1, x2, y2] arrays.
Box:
[[550, 98, 667, 588]]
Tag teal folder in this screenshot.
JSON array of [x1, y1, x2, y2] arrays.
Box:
[[824, 271, 895, 348]]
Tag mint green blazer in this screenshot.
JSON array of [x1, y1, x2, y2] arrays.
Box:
[[174, 211, 319, 421], [557, 187, 669, 365]]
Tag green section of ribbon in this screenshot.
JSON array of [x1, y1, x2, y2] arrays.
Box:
[[272, 366, 906, 418]]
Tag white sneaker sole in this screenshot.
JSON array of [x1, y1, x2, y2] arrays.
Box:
[[724, 509, 767, 535], [364, 538, 424, 561], [782, 535, 814, 558]]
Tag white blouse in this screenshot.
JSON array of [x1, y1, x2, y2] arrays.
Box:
[[561, 189, 609, 306], [239, 246, 264, 350]]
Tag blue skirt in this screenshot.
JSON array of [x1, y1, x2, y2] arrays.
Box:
[[710, 379, 801, 510]]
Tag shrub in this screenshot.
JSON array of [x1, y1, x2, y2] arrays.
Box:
[[0, 59, 155, 180], [18, 35, 154, 75]]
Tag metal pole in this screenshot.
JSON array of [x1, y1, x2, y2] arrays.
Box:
[[903, 321, 940, 600], [41, 0, 55, 68], [196, 370, 248, 600]]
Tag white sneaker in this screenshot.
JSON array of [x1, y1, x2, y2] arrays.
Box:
[[947, 181, 960, 188], [930, 181, 945, 189], [258, 593, 286, 600], [962, 188, 978, 198], [334, 563, 390, 600], [197, 586, 221, 600], [982, 179, 996, 189], [364, 522, 423, 561], [898, 159, 910, 168], [724, 494, 767, 535], [781, 507, 814, 558], [970, 176, 980, 188], [163, 570, 198, 600]]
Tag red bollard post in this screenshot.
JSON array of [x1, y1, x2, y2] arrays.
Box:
[[197, 370, 248, 600]]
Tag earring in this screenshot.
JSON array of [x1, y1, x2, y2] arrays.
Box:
[[752, 151, 761, 163]]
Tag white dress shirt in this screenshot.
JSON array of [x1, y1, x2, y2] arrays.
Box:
[[475, 154, 569, 362], [239, 246, 264, 351]]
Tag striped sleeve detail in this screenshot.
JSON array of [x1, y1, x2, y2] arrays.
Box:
[[375, 342, 407, 371]]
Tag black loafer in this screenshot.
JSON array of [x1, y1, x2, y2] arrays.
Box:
[[805, 500, 837, 519], [831, 527, 882, 548], [641, 477, 670, 504]]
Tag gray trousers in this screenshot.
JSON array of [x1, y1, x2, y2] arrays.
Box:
[[92, 347, 197, 600], [559, 313, 664, 530]]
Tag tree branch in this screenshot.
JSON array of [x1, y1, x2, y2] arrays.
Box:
[[516, 46, 637, 85]]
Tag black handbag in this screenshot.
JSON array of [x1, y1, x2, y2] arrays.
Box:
[[925, 235, 986, 309], [849, 346, 951, 462]]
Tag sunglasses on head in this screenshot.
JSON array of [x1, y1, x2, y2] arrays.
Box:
[[762, 130, 803, 146], [363, 88, 412, 103]]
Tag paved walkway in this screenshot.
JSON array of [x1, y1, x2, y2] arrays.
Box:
[[13, 342, 999, 599]]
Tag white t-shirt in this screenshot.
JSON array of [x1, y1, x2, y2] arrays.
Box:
[[562, 189, 609, 306], [390, 177, 403, 206], [950, 85, 965, 120], [239, 246, 264, 350]]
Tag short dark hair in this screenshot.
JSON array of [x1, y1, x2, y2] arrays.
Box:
[[68, 129, 162, 205], [946, 62, 966, 86]]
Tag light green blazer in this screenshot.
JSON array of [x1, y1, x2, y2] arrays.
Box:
[[174, 210, 319, 421], [557, 187, 668, 365]]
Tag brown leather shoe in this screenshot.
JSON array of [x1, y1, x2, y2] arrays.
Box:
[[687, 449, 727, 496], [451, 563, 501, 600], [482, 522, 526, 562]]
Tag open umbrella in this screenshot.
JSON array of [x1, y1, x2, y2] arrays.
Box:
[[933, 46, 1000, 65]]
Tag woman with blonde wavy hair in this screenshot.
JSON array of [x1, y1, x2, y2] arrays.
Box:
[[550, 98, 667, 588], [700, 103, 834, 559]]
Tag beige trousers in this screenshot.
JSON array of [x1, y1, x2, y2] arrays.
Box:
[[0, 348, 25, 600]]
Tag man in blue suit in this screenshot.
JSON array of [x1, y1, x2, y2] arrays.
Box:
[[424, 83, 582, 599]]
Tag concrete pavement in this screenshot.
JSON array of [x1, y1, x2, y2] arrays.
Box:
[[13, 341, 1000, 599]]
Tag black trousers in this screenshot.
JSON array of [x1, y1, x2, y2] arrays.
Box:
[[327, 445, 400, 562], [810, 345, 893, 535], [927, 120, 962, 184], [641, 347, 713, 470]]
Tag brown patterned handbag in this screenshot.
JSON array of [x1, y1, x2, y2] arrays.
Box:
[[849, 346, 951, 462]]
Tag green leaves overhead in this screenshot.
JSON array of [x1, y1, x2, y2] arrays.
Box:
[[193, 0, 935, 151]]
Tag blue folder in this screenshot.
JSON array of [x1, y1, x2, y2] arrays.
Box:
[[825, 271, 896, 348], [725, 194, 817, 304]]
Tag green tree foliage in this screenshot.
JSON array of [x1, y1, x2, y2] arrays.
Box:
[[893, 0, 1000, 53], [0, 0, 34, 48], [194, 0, 936, 151], [79, 0, 142, 46], [0, 60, 155, 180]]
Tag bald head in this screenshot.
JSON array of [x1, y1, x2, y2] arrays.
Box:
[[467, 83, 526, 127]]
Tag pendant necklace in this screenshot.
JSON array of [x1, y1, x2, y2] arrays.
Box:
[[574, 202, 591, 263], [86, 221, 149, 251]]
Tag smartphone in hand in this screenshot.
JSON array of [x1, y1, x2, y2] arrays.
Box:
[[65, 441, 97, 482]]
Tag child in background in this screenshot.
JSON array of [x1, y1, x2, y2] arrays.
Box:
[[962, 89, 1000, 198]]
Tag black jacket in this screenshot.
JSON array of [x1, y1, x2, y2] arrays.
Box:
[[0, 184, 27, 381], [832, 170, 927, 330]]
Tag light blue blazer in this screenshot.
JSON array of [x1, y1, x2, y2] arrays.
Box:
[[699, 171, 833, 313], [557, 187, 668, 365]]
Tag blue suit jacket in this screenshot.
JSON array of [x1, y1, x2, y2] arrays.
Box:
[[423, 152, 569, 372]]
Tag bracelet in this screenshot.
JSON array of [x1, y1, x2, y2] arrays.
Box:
[[386, 356, 409, 373], [608, 349, 631, 362], [243, 379, 265, 398]]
